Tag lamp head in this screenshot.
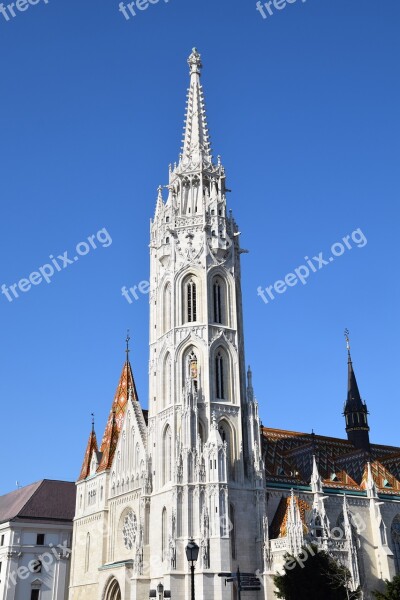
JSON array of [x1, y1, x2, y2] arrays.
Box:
[[185, 538, 200, 563]]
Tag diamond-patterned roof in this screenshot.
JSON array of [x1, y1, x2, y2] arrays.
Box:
[[78, 429, 98, 482], [262, 428, 400, 495], [97, 360, 138, 473]]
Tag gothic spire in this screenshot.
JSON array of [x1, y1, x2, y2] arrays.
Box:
[[343, 330, 370, 451], [310, 455, 323, 494], [180, 48, 212, 165], [97, 340, 139, 473], [78, 419, 99, 481]]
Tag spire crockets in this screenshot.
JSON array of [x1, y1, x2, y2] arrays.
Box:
[[343, 330, 370, 452], [181, 48, 212, 165]]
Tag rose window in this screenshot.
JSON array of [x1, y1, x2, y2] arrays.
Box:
[[122, 510, 137, 550]]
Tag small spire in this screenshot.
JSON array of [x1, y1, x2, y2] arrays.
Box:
[[181, 48, 212, 164], [311, 455, 323, 494], [343, 331, 370, 451], [126, 330, 131, 361], [366, 461, 378, 499]]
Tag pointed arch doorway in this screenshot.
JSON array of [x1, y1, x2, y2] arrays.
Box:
[[103, 578, 122, 600]]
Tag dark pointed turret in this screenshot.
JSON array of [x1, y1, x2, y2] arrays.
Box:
[[343, 330, 370, 451]]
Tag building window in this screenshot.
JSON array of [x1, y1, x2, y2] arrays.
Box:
[[36, 534, 45, 546], [213, 280, 222, 324], [0, 534, 4, 546], [31, 591, 40, 600], [314, 516, 323, 538], [122, 511, 137, 551], [216, 352, 225, 399], [32, 560, 42, 573], [186, 279, 197, 323]]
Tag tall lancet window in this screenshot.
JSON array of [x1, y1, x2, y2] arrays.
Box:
[[392, 515, 400, 573], [216, 352, 225, 399], [213, 280, 222, 324], [187, 279, 197, 322]]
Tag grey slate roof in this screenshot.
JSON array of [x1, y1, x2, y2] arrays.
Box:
[[0, 480, 76, 524]]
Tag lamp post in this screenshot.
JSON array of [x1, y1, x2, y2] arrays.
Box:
[[157, 583, 164, 600], [185, 538, 199, 600]]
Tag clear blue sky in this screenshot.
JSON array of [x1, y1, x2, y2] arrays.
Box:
[[0, 0, 399, 494]]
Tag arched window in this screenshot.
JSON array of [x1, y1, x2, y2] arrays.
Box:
[[85, 533, 90, 572], [213, 280, 222, 324], [104, 578, 122, 600], [162, 507, 168, 561], [215, 352, 225, 399], [392, 515, 400, 573], [163, 426, 172, 485], [219, 420, 235, 480], [186, 279, 197, 323]]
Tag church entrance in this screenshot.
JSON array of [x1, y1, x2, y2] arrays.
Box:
[[103, 578, 122, 600]]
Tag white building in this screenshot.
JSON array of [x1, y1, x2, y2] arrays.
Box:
[[0, 480, 75, 600], [69, 49, 400, 600]]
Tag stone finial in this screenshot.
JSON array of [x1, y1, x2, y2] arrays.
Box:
[[188, 48, 202, 76]]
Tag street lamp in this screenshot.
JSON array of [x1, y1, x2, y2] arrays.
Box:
[[186, 538, 199, 600]]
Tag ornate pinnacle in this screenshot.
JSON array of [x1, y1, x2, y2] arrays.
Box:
[[188, 48, 202, 76]]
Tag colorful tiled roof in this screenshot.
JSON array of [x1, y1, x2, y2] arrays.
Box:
[[262, 428, 400, 495], [270, 495, 310, 539], [78, 429, 99, 482], [97, 360, 139, 473]]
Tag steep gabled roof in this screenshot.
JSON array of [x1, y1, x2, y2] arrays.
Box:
[[97, 359, 139, 473], [0, 480, 75, 524], [78, 428, 99, 482]]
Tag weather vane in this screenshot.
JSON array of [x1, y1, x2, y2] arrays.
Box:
[[91, 412, 95, 432], [126, 330, 131, 358]]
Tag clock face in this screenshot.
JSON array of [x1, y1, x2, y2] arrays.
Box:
[[122, 510, 137, 550]]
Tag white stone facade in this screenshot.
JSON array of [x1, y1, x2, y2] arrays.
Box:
[[0, 514, 72, 600]]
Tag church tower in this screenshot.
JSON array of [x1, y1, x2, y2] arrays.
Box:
[[69, 49, 264, 600], [343, 331, 370, 452], [147, 48, 265, 598]]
